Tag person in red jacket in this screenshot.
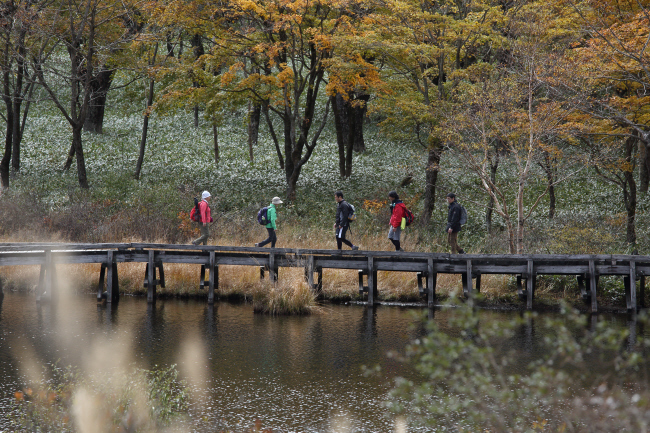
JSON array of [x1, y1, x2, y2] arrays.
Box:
[[388, 191, 406, 251], [192, 191, 213, 246]]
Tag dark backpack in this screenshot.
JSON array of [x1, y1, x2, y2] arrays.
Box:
[[190, 197, 201, 222], [257, 206, 269, 225], [459, 204, 467, 225], [404, 207, 414, 226]]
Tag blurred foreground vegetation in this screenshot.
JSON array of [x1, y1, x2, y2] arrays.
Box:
[[387, 299, 650, 432]]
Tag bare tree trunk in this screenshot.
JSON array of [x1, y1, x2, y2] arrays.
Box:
[[624, 176, 637, 245], [332, 94, 349, 177], [135, 78, 155, 180], [247, 101, 260, 162], [83, 67, 113, 133], [352, 93, 369, 153], [135, 44, 158, 180], [213, 122, 219, 163], [0, 100, 13, 188], [639, 141, 649, 193], [191, 33, 203, 129], [540, 151, 556, 218], [10, 98, 20, 174], [263, 104, 284, 169], [63, 142, 75, 171], [344, 112, 354, 177], [624, 137, 637, 245], [506, 220, 516, 254], [332, 92, 368, 177], [420, 142, 441, 225], [486, 159, 499, 232], [72, 125, 88, 188]]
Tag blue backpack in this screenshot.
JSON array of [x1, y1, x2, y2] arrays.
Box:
[[257, 207, 269, 225]]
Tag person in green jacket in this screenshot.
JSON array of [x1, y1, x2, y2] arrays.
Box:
[[255, 197, 282, 248]]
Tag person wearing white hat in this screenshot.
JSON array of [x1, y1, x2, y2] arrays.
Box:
[[192, 191, 213, 245], [255, 196, 283, 248]]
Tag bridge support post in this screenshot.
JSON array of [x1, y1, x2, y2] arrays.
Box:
[[305, 255, 314, 290], [526, 260, 535, 310], [147, 250, 156, 303], [316, 267, 323, 292], [37, 249, 56, 303], [589, 260, 598, 313], [208, 251, 217, 304], [98, 262, 106, 302], [359, 270, 368, 296], [577, 274, 590, 303], [641, 275, 647, 308], [269, 253, 277, 282], [106, 250, 119, 303], [367, 256, 377, 306], [427, 258, 436, 307], [625, 261, 637, 313], [463, 260, 473, 298]]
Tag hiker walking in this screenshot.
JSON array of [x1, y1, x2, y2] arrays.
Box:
[[334, 191, 359, 251], [446, 192, 465, 254], [192, 191, 213, 246], [388, 191, 407, 251], [255, 197, 283, 248]]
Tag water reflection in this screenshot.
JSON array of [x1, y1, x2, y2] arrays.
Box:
[[1, 293, 649, 432]]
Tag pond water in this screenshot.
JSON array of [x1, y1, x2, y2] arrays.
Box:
[[0, 292, 641, 432]]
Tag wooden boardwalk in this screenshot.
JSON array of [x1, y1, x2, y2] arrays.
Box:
[[0, 242, 648, 313]]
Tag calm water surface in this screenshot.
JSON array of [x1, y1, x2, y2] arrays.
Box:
[[0, 292, 642, 432]]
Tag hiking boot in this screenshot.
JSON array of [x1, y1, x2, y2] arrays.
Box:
[[352, 245, 359, 250]]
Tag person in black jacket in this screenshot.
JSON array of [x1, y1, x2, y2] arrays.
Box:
[[446, 193, 465, 254], [334, 191, 359, 251]]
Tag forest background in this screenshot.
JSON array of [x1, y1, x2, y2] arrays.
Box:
[[0, 0, 649, 259]]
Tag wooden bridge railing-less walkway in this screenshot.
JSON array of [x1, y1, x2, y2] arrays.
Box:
[[0, 242, 648, 313]]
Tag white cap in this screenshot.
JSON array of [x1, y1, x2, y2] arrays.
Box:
[[202, 191, 211, 200], [272, 196, 283, 205]]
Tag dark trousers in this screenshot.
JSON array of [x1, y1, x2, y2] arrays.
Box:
[[448, 231, 464, 254], [259, 228, 277, 248], [335, 226, 354, 250]]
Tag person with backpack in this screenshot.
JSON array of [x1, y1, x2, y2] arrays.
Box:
[[334, 191, 359, 251], [192, 191, 213, 246], [446, 192, 465, 254], [388, 191, 407, 251], [255, 197, 283, 248]]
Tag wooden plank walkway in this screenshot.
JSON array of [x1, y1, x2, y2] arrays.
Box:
[[0, 242, 648, 312]]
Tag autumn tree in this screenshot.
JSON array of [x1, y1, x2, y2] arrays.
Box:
[[327, 8, 381, 177], [363, 0, 506, 225], [155, 0, 378, 199], [32, 0, 137, 188], [554, 0, 650, 247], [563, 0, 650, 190], [443, 2, 583, 254]]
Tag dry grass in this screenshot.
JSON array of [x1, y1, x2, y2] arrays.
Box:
[[251, 275, 318, 315]]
